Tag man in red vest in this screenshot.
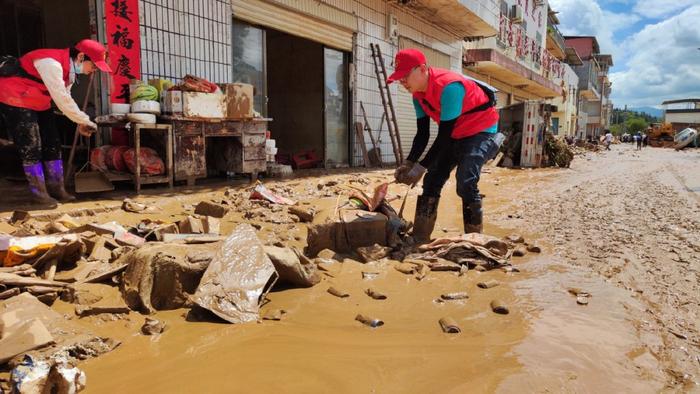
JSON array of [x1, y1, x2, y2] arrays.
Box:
[[0, 39, 111, 207], [388, 49, 501, 242]]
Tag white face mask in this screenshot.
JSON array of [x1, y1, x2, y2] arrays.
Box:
[[74, 60, 84, 75]]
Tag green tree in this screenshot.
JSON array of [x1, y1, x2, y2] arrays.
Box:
[[610, 124, 623, 136], [625, 117, 648, 133]]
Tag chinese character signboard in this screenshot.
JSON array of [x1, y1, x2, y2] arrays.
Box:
[[106, 0, 140, 103]]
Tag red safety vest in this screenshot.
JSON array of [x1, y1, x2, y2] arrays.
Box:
[[413, 67, 499, 139], [0, 48, 71, 111]]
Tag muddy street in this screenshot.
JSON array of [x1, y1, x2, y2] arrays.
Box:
[[1, 145, 698, 393]]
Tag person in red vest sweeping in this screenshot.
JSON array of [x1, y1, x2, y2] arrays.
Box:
[[0, 39, 112, 207], [388, 48, 503, 242]]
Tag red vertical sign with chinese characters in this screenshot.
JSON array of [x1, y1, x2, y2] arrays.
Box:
[[105, 0, 140, 103]]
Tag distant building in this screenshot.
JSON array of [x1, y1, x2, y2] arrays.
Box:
[[662, 99, 700, 132], [564, 36, 613, 139]]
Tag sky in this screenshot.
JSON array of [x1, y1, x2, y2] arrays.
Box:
[[549, 0, 700, 108]]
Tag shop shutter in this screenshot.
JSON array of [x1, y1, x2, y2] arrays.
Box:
[[232, 0, 355, 51]]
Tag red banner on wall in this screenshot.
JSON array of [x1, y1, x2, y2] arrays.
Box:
[[105, 0, 140, 104]]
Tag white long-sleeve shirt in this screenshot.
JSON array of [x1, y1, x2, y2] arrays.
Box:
[[33, 58, 96, 128]]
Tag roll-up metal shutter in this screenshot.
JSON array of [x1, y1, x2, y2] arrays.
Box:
[[396, 37, 451, 161], [232, 0, 355, 51]]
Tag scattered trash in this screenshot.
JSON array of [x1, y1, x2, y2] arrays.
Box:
[[365, 288, 387, 300], [141, 317, 166, 335], [261, 309, 286, 321], [327, 286, 350, 298], [122, 198, 160, 214], [250, 182, 296, 205], [439, 317, 461, 334], [10, 355, 87, 394], [477, 280, 500, 289], [193, 224, 276, 324], [440, 292, 469, 300], [490, 300, 509, 315], [355, 314, 384, 328], [361, 271, 380, 280], [513, 246, 527, 257], [526, 244, 541, 253]]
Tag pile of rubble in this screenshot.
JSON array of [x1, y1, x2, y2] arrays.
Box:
[[0, 178, 534, 392]]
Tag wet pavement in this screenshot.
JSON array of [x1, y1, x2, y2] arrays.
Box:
[[1, 145, 698, 392]]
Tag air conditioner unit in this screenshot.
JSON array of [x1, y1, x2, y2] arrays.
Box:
[[387, 13, 399, 44], [510, 5, 523, 24], [534, 0, 545, 6]]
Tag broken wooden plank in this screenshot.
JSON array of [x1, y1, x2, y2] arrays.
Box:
[[0, 272, 69, 288]]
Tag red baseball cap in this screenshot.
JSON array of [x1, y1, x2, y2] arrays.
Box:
[[387, 48, 427, 84], [75, 39, 112, 73]]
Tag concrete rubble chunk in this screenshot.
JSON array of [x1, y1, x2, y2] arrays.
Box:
[[194, 201, 228, 218], [0, 318, 55, 364], [194, 224, 276, 324], [264, 246, 321, 287], [178, 216, 204, 234]]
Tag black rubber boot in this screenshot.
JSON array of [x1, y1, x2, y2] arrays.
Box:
[[463, 200, 483, 234], [23, 163, 58, 208], [412, 195, 439, 243], [44, 159, 76, 202]]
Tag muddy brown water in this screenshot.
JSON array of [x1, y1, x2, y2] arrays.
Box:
[[3, 149, 685, 392]]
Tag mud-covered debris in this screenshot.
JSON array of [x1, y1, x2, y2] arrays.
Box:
[[250, 182, 296, 205], [121, 243, 214, 313], [178, 216, 204, 234], [427, 259, 462, 272], [356, 244, 392, 263], [288, 206, 316, 223], [141, 317, 166, 335], [361, 271, 379, 280], [506, 234, 525, 244], [317, 249, 339, 260], [202, 216, 220, 235], [501, 266, 520, 273], [440, 292, 469, 301], [355, 314, 383, 328], [122, 198, 160, 213], [305, 210, 388, 256], [10, 355, 87, 394], [10, 210, 31, 224], [327, 286, 349, 298], [415, 264, 430, 280], [490, 300, 509, 314], [261, 309, 286, 321], [576, 295, 589, 305], [526, 244, 541, 253], [394, 262, 417, 274], [513, 246, 527, 257], [194, 201, 229, 218], [193, 224, 276, 324], [439, 317, 461, 334], [264, 246, 320, 288], [0, 318, 54, 364], [365, 288, 387, 300], [75, 305, 130, 317], [477, 280, 500, 289]]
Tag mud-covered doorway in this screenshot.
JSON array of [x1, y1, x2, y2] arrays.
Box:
[[266, 29, 325, 164]]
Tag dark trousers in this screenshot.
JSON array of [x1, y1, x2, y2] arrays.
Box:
[[0, 103, 61, 165], [422, 132, 498, 204]]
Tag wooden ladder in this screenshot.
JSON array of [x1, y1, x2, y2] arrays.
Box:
[[369, 43, 403, 164]]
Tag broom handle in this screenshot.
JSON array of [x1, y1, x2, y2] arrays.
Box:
[[66, 73, 95, 177]]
